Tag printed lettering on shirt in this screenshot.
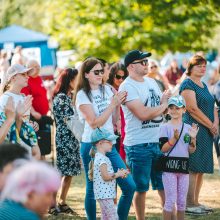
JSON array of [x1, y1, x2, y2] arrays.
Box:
[[142, 88, 163, 128], [93, 94, 109, 115]]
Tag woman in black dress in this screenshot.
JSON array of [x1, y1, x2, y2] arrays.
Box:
[[52, 68, 80, 214]]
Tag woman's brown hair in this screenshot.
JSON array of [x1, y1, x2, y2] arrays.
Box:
[[186, 55, 207, 76], [52, 68, 78, 98], [73, 57, 104, 103]]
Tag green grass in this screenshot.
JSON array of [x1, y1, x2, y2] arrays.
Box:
[[46, 168, 220, 220]]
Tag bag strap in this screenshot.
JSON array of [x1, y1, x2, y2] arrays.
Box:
[[166, 123, 184, 157]]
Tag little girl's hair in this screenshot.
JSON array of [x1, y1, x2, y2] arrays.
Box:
[[0, 161, 61, 203], [88, 147, 96, 181]]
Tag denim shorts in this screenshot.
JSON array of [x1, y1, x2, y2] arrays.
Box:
[[125, 143, 164, 192]]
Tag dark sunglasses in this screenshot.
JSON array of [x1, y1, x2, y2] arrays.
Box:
[[132, 59, 148, 66], [90, 69, 104, 75], [150, 65, 157, 69], [115, 74, 126, 80]]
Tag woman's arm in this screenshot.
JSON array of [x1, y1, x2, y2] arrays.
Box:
[[79, 92, 126, 129], [181, 90, 214, 130], [213, 107, 219, 134]]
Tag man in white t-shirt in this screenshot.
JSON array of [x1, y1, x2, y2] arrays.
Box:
[[119, 50, 170, 220]]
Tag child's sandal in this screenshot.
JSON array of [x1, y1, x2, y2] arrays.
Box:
[[58, 203, 74, 214]]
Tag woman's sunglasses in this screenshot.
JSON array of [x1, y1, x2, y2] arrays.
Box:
[[90, 69, 104, 75], [115, 74, 126, 80]]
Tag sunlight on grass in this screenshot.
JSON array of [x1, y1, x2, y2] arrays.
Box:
[[46, 153, 220, 219]]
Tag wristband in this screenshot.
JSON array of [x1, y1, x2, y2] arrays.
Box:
[[167, 140, 174, 147]]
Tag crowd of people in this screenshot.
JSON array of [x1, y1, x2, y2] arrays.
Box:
[[0, 46, 219, 220]]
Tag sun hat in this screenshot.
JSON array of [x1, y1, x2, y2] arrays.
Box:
[[91, 128, 118, 144], [168, 95, 186, 108], [124, 50, 151, 68], [5, 64, 33, 83]]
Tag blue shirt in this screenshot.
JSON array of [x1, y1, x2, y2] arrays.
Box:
[[0, 200, 40, 220]]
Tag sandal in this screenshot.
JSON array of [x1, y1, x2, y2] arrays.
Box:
[[198, 204, 214, 212], [185, 206, 209, 216], [58, 203, 74, 214], [48, 206, 60, 216]]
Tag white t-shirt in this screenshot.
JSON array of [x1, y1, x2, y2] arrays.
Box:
[[93, 152, 116, 200], [0, 91, 30, 120], [119, 76, 163, 146], [76, 85, 114, 143]]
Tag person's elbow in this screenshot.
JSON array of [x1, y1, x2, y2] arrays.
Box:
[[187, 106, 198, 114], [88, 119, 100, 129]]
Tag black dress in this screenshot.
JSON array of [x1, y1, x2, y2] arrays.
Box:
[[53, 93, 81, 176]]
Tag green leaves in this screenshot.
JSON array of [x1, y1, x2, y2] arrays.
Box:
[[1, 0, 220, 62]]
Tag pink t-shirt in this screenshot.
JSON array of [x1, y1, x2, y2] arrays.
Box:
[[159, 122, 191, 158]]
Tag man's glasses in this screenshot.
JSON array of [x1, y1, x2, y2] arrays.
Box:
[[115, 74, 126, 80], [90, 69, 104, 75], [131, 59, 148, 66], [150, 65, 157, 69]]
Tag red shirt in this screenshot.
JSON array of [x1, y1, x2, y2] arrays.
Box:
[[21, 76, 49, 115]]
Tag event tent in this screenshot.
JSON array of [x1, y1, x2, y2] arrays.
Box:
[[0, 25, 56, 67]]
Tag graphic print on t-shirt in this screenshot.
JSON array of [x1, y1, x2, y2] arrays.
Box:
[[93, 94, 109, 115], [142, 88, 163, 129]]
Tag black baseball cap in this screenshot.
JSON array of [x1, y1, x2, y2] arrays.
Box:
[[124, 50, 151, 68]]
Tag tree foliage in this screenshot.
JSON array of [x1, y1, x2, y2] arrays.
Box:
[[1, 0, 220, 61]]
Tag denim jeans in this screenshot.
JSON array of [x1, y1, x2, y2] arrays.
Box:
[[80, 142, 136, 220], [125, 143, 163, 192]]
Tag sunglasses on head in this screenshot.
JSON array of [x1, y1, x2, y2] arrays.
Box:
[[90, 69, 104, 75], [132, 59, 148, 66], [115, 74, 126, 80], [150, 65, 157, 69]]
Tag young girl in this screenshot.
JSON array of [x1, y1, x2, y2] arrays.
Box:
[[159, 95, 199, 220], [88, 128, 129, 220]]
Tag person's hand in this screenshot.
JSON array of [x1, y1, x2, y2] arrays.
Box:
[[160, 90, 171, 106], [29, 120, 39, 132], [16, 95, 33, 118], [111, 91, 127, 107], [116, 168, 130, 178], [4, 97, 16, 122], [173, 129, 179, 140], [189, 123, 199, 138], [210, 123, 218, 136]]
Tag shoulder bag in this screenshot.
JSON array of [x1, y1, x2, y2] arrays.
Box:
[[155, 123, 189, 174], [65, 107, 84, 142]]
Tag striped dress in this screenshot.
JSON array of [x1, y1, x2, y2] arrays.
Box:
[[179, 78, 214, 173]]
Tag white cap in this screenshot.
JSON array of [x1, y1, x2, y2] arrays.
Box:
[[5, 64, 33, 83]]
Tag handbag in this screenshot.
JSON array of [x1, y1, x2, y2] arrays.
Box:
[[155, 123, 189, 174], [65, 107, 84, 142]]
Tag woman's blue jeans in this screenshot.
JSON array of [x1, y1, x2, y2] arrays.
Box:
[[80, 142, 136, 220]]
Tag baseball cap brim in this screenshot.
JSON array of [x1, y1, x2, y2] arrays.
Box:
[[105, 133, 119, 142], [91, 133, 118, 145], [168, 101, 185, 108], [139, 52, 152, 59]]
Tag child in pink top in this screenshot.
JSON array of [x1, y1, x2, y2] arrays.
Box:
[[159, 95, 199, 220]]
